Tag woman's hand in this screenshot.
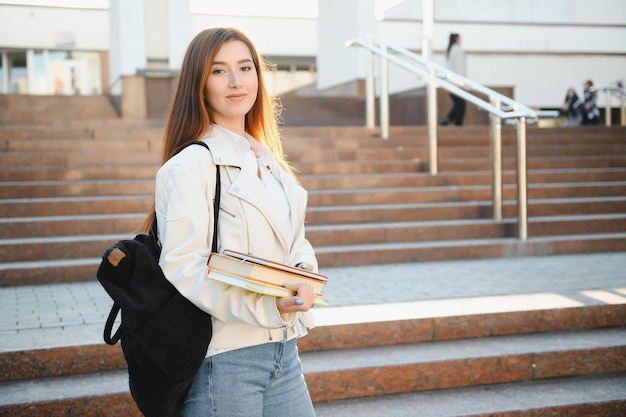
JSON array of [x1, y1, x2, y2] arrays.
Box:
[[276, 283, 315, 313]]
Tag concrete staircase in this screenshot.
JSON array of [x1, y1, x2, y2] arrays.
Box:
[[1, 119, 625, 415], [1, 124, 625, 286]]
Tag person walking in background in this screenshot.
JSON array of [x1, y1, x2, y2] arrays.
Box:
[[561, 87, 582, 126], [141, 27, 318, 416], [581, 79, 600, 125], [440, 33, 467, 126]]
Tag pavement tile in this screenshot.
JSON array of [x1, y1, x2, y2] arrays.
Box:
[[0, 252, 623, 337]]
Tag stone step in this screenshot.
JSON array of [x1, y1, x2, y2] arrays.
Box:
[[447, 144, 623, 159], [3, 154, 626, 181], [2, 123, 622, 142], [306, 182, 626, 207], [0, 95, 120, 125], [1, 126, 623, 152], [306, 197, 626, 224], [438, 154, 626, 172], [0, 179, 154, 199], [0, 165, 159, 182], [297, 154, 626, 176], [302, 327, 626, 402], [1, 233, 625, 286], [0, 127, 95, 140], [3, 290, 623, 381], [4, 168, 626, 198], [288, 144, 626, 162], [1, 279, 624, 413], [2, 182, 624, 218], [0, 125, 626, 151], [6, 215, 626, 264], [1, 328, 623, 416], [312, 374, 626, 417], [2, 137, 161, 152], [0, 195, 152, 218], [302, 168, 626, 190], [3, 373, 624, 417], [313, 232, 626, 266], [0, 213, 144, 239], [1, 197, 625, 239], [306, 215, 626, 246], [284, 130, 626, 148], [2, 137, 623, 162], [0, 150, 161, 168]]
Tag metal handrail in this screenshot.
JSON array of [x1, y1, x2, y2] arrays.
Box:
[[592, 85, 626, 127], [347, 37, 559, 240]]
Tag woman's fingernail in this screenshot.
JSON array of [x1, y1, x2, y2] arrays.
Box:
[[295, 299, 304, 306]]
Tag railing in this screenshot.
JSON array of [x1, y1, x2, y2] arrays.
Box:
[[346, 37, 558, 240], [593, 85, 626, 127]]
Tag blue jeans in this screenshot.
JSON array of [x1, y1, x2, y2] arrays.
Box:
[[181, 338, 316, 417]]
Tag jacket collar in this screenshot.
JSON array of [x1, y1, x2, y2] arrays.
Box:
[[199, 124, 252, 168], [200, 124, 308, 254]]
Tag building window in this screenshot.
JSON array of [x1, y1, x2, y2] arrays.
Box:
[[8, 51, 27, 93], [0, 49, 102, 95]]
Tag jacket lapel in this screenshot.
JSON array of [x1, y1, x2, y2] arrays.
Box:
[[202, 125, 305, 254]]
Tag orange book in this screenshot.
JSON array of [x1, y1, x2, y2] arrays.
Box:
[[208, 251, 327, 296]]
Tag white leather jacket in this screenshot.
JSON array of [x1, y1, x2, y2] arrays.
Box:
[[155, 124, 317, 352]]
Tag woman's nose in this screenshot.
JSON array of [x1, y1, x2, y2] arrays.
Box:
[[229, 73, 242, 88]]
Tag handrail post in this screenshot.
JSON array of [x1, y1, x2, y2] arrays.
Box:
[[426, 72, 437, 175], [365, 45, 375, 129], [422, 0, 436, 174], [517, 117, 528, 240], [490, 99, 502, 221], [621, 93, 626, 127], [605, 91, 612, 127], [380, 43, 390, 139]]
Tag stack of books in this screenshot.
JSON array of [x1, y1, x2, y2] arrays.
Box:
[[206, 250, 328, 306]]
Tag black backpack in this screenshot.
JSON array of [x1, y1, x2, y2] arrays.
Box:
[[97, 142, 219, 417]]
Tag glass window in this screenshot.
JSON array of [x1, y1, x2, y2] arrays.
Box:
[[33, 50, 47, 95], [8, 51, 27, 93], [49, 51, 70, 95], [0, 49, 102, 95], [72, 51, 102, 95]]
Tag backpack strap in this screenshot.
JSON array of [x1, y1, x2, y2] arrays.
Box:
[[212, 167, 221, 252], [151, 141, 219, 245], [103, 142, 220, 345], [104, 304, 122, 345], [191, 141, 221, 253]]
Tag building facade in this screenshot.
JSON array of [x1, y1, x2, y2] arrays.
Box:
[[0, 0, 624, 109]]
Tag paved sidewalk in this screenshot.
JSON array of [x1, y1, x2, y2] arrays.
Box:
[[1, 252, 625, 339]]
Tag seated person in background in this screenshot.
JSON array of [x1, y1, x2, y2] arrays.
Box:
[[581, 80, 600, 125]]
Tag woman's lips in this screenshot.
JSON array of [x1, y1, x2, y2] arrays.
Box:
[[227, 93, 247, 101]]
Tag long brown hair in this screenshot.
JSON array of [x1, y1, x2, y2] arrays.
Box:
[[139, 27, 289, 233]]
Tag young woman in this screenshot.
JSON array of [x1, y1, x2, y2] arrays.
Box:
[[440, 33, 467, 126], [561, 87, 582, 126], [141, 27, 318, 417]]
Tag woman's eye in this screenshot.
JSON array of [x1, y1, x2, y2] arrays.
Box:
[[212, 68, 225, 74], [241, 66, 253, 72]]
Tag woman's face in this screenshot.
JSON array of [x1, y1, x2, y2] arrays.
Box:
[[205, 40, 258, 133]]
